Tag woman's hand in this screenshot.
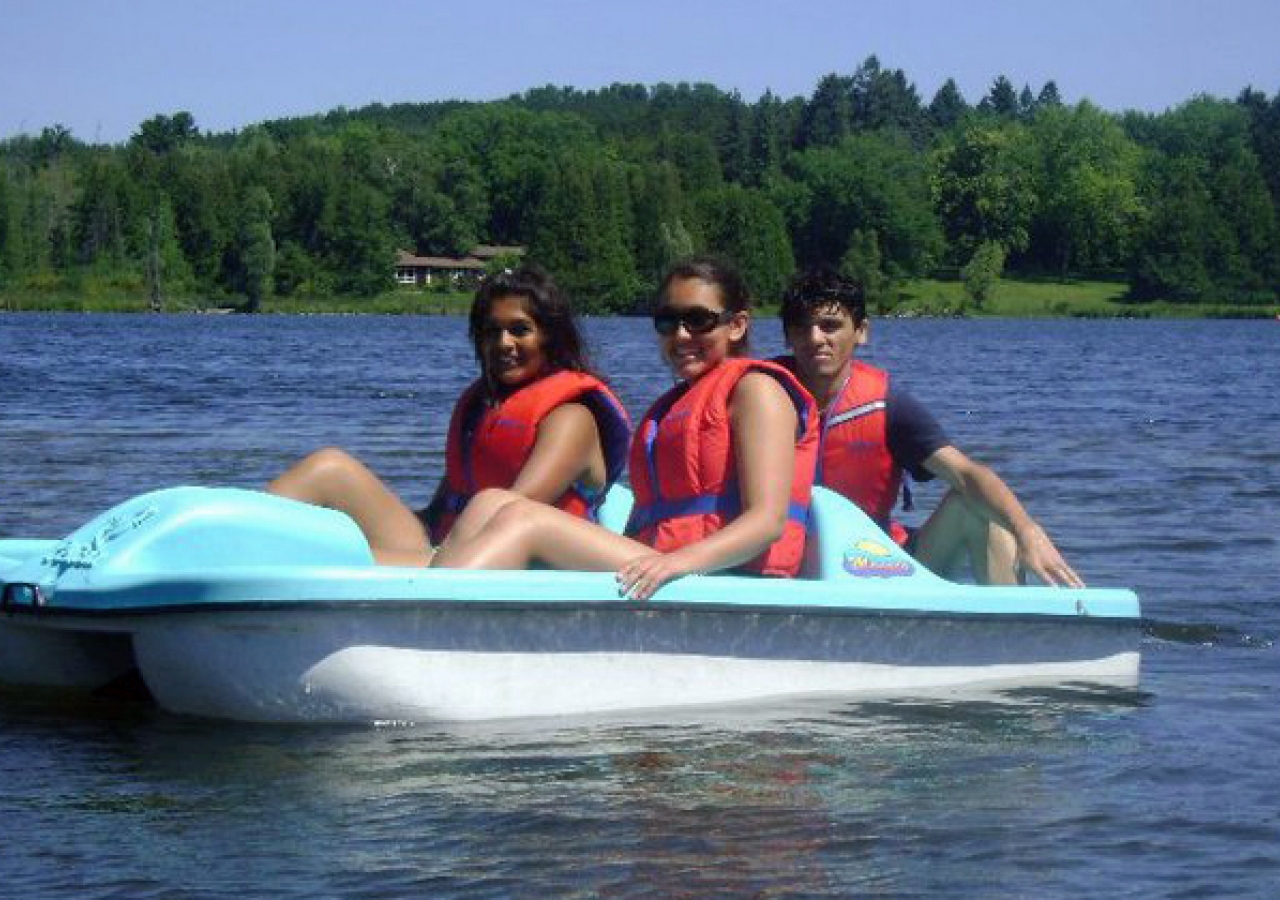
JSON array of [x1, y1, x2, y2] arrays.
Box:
[[615, 551, 696, 602]]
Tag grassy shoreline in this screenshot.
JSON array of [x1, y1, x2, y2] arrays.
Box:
[[2, 279, 1276, 319]]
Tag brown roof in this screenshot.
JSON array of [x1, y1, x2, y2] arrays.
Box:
[[470, 245, 525, 259], [395, 251, 484, 270], [397, 247, 526, 268]]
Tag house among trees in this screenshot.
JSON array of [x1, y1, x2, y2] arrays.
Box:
[[394, 246, 525, 287]]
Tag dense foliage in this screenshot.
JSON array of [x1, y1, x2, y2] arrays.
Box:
[[2, 57, 1278, 313]]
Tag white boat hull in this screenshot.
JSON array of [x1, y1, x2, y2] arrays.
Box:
[[121, 605, 1139, 723]]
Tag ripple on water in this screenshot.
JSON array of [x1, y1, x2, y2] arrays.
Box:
[[3, 315, 1280, 897]]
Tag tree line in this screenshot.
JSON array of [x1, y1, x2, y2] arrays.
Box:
[[2, 57, 1278, 313]]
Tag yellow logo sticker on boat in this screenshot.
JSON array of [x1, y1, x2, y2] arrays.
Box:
[[843, 537, 915, 578]]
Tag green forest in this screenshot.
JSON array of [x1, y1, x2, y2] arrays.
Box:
[[2, 57, 1278, 316]]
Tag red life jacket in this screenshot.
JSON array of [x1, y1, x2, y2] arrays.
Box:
[[432, 370, 632, 543], [625, 358, 819, 577], [807, 359, 906, 541]]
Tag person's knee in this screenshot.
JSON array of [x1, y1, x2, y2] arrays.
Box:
[[482, 498, 555, 547], [955, 494, 1014, 547], [296, 447, 381, 507], [471, 487, 520, 507], [270, 446, 361, 501], [459, 488, 523, 525], [306, 446, 359, 477], [487, 498, 538, 531], [946, 491, 993, 539]]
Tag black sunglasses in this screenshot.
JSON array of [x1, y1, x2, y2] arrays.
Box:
[[652, 306, 734, 336]]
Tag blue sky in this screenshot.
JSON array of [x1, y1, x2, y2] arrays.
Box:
[[3, 0, 1278, 144]]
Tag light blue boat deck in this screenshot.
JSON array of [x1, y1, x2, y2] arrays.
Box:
[[0, 486, 1141, 623]]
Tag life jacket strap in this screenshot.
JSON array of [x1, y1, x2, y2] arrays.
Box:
[[438, 490, 470, 516], [626, 489, 808, 535]]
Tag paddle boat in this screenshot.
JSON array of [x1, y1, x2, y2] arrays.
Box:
[[0, 486, 1141, 724]]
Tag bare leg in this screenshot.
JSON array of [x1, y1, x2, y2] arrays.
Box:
[[431, 497, 650, 572], [912, 489, 1020, 585], [433, 488, 526, 556], [978, 519, 1020, 585], [267, 447, 432, 566]]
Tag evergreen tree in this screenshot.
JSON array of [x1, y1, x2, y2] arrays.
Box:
[[133, 111, 199, 156], [0, 169, 10, 286], [1130, 157, 1218, 303], [391, 145, 485, 257], [33, 125, 77, 169], [11, 163, 76, 274], [72, 155, 135, 267], [1130, 98, 1280, 303], [1238, 88, 1280, 221], [142, 199, 192, 310], [746, 90, 787, 185], [630, 160, 693, 291], [718, 93, 754, 184], [695, 183, 794, 303], [928, 79, 969, 132], [239, 186, 275, 312], [840, 228, 887, 311], [796, 73, 852, 148], [961, 240, 1005, 310], [273, 134, 340, 263], [849, 56, 924, 137], [657, 127, 724, 196], [167, 146, 236, 290], [980, 76, 1021, 119], [1018, 85, 1037, 121], [325, 175, 394, 297], [530, 153, 639, 313], [1037, 81, 1064, 109]]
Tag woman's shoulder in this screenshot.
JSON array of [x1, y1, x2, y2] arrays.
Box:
[[735, 368, 794, 397], [728, 362, 814, 434], [729, 368, 800, 420]]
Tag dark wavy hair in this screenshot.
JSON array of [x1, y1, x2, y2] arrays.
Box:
[[656, 256, 753, 356], [780, 266, 867, 332], [469, 265, 591, 395]]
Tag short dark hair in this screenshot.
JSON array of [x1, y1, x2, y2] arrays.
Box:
[[469, 265, 590, 390], [780, 267, 867, 332], [657, 256, 752, 355]]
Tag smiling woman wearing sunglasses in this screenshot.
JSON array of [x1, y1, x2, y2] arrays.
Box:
[[431, 257, 819, 601]]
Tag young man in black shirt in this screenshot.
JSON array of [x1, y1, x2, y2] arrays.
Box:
[[776, 268, 1082, 587]]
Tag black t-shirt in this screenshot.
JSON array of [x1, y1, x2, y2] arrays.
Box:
[[772, 354, 949, 483], [884, 383, 949, 482]]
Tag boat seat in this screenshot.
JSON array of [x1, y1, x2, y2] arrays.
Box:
[[799, 486, 850, 579], [597, 484, 635, 534], [18, 488, 376, 578], [799, 487, 914, 580]]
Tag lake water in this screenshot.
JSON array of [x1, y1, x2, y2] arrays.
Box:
[[1, 312, 1278, 898]]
